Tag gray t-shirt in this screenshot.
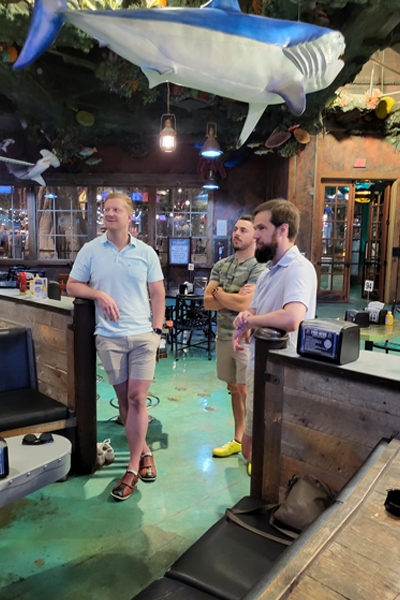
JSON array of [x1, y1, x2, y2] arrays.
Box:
[[210, 254, 265, 341], [248, 246, 317, 369]]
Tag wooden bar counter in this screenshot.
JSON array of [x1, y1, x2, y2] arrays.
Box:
[[251, 345, 400, 501], [0, 289, 97, 474]]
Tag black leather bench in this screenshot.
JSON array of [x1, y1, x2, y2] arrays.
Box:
[[131, 439, 389, 600], [0, 327, 72, 434]]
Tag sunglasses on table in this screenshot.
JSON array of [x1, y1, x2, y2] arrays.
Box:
[[22, 433, 54, 445]]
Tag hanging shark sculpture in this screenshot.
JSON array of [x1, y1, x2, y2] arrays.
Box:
[[14, 0, 346, 147]]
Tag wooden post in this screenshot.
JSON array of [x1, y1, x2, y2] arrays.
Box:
[[251, 329, 288, 502], [73, 298, 97, 474]]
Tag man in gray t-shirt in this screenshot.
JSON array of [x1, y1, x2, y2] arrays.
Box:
[[204, 216, 265, 459], [233, 200, 317, 472]]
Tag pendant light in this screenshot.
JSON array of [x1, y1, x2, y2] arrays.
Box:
[[203, 168, 219, 190], [160, 83, 177, 152], [200, 122, 222, 158]]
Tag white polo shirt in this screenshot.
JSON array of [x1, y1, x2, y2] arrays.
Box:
[[248, 245, 317, 369], [70, 233, 163, 337]]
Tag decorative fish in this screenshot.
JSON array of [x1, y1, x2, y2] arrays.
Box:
[[3, 149, 60, 186], [85, 156, 102, 165], [0, 138, 15, 153], [14, 0, 345, 147], [77, 146, 98, 158]]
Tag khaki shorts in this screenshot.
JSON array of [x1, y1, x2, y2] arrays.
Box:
[[96, 332, 159, 385], [244, 367, 254, 437], [216, 339, 249, 385]]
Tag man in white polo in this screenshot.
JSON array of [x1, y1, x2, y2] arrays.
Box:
[[67, 192, 165, 501], [233, 199, 317, 470]]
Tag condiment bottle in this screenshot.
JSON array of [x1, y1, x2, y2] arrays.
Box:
[[385, 311, 394, 326]]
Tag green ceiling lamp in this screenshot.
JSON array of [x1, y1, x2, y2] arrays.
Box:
[[160, 83, 177, 153]]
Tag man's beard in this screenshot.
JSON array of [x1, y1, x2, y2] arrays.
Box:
[[255, 240, 278, 263]]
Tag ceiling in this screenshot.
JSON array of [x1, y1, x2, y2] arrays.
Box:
[[1, 0, 400, 175]]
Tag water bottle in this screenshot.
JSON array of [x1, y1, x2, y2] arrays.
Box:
[[0, 436, 9, 479]]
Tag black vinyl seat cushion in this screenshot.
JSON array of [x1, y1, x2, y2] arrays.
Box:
[[166, 496, 292, 600], [131, 578, 218, 600], [0, 388, 70, 430]]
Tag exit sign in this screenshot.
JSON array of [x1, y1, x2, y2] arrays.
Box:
[[354, 158, 366, 168]]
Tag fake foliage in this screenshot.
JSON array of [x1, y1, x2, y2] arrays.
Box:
[[95, 58, 159, 103]]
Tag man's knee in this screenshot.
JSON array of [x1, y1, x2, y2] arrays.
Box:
[[228, 382, 238, 394]]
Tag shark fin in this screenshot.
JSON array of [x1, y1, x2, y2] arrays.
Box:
[[236, 103, 267, 149], [201, 0, 241, 11], [31, 174, 46, 187], [267, 79, 306, 116], [141, 66, 175, 89], [13, 0, 67, 69]]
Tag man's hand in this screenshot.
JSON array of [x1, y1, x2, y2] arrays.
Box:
[[96, 291, 120, 322], [238, 283, 255, 296], [233, 310, 252, 330], [232, 326, 251, 352]]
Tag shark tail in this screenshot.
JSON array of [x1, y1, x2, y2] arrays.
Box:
[[13, 0, 67, 69]]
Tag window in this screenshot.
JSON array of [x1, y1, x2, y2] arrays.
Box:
[[0, 188, 30, 259], [37, 187, 88, 259], [156, 188, 208, 265], [96, 187, 148, 242]]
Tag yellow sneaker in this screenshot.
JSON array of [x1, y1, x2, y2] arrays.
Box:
[[212, 439, 242, 457], [247, 462, 251, 476]]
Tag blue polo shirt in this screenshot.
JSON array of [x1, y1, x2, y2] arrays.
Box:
[[70, 233, 164, 337]]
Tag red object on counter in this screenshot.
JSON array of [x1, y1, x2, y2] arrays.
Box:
[[17, 271, 27, 294]]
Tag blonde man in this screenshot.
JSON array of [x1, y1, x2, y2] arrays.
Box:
[[67, 192, 165, 501]]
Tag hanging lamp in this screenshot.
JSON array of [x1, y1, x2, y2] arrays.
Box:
[[160, 83, 177, 152], [200, 122, 222, 158], [203, 168, 219, 190]]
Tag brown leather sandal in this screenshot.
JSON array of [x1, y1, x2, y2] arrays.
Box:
[[139, 454, 157, 482], [110, 470, 138, 501]]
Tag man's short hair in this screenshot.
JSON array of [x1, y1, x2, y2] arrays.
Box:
[[254, 199, 300, 242], [104, 192, 133, 213], [237, 214, 254, 224]]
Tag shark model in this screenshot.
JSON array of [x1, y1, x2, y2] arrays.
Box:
[[0, 150, 60, 186], [14, 0, 346, 147]]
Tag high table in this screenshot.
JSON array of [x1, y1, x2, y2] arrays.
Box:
[[171, 293, 214, 360], [359, 318, 400, 350], [0, 434, 71, 508]]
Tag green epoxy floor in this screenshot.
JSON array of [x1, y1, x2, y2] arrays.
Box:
[[1, 299, 398, 600], [0, 343, 251, 600]]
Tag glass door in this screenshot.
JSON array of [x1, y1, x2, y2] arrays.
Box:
[[317, 183, 355, 301], [363, 184, 391, 301]]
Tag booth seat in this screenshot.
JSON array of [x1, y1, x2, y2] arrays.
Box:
[[131, 439, 389, 600], [0, 327, 75, 436]]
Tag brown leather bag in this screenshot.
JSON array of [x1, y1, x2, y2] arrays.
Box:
[[271, 475, 335, 536]]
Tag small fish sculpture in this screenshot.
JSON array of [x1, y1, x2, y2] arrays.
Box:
[[3, 149, 60, 186], [77, 146, 98, 158], [14, 0, 345, 148], [0, 138, 15, 153], [85, 156, 103, 165]]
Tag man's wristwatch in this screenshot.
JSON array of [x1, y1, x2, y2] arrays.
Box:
[[153, 328, 162, 335], [212, 287, 220, 297]]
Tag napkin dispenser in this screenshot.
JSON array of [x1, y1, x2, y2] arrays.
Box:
[[297, 319, 360, 365], [345, 309, 370, 328]]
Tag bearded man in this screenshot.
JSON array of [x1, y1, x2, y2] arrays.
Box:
[[233, 199, 317, 469]]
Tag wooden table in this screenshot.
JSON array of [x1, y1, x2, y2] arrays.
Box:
[[259, 438, 400, 600], [359, 318, 400, 350]]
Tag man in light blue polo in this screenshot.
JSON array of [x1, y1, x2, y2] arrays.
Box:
[[233, 199, 317, 471], [67, 192, 165, 501]]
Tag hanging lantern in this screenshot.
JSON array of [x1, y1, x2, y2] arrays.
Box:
[[160, 82, 177, 152], [203, 168, 219, 190]]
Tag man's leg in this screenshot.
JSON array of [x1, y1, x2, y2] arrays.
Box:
[[241, 433, 252, 462], [229, 382, 247, 444], [114, 379, 151, 460]]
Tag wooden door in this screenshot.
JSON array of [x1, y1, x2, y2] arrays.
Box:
[[363, 184, 391, 301], [317, 183, 355, 302]]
